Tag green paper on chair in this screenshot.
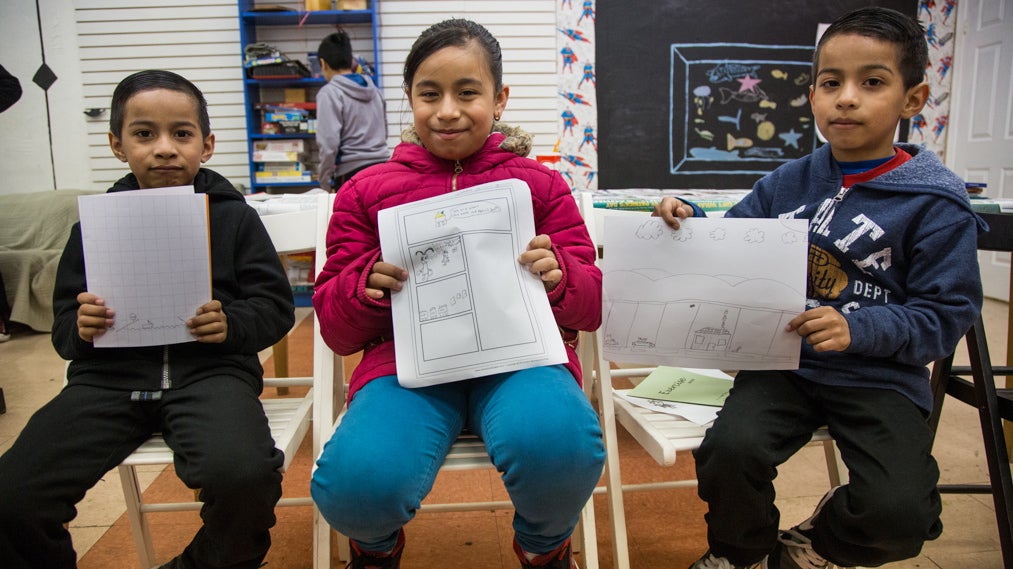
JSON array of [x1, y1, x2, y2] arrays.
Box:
[[627, 366, 732, 407]]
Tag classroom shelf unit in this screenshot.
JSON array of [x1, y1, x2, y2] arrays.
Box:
[[238, 0, 381, 194]]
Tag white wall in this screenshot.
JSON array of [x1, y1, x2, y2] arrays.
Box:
[[0, 0, 91, 193], [0, 0, 560, 194]]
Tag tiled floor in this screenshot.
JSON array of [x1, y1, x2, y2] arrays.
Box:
[[0, 303, 1009, 568]]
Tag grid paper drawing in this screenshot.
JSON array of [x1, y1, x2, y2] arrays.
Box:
[[78, 191, 211, 348]]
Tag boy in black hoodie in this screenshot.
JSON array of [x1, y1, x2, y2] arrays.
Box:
[[0, 70, 295, 569]]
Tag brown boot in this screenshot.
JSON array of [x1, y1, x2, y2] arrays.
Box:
[[514, 537, 579, 569], [346, 529, 405, 569]]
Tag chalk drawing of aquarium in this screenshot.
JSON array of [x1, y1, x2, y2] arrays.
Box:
[[670, 43, 816, 175]]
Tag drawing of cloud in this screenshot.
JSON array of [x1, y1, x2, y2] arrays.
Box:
[[781, 231, 799, 244], [670, 227, 693, 242], [743, 228, 765, 243], [635, 220, 665, 240], [709, 228, 727, 241]]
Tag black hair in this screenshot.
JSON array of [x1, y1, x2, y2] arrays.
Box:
[[109, 70, 210, 138], [814, 6, 928, 90], [403, 19, 503, 93], [318, 30, 354, 71]]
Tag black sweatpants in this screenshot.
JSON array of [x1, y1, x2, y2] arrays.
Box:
[[694, 370, 942, 568], [0, 376, 284, 569]]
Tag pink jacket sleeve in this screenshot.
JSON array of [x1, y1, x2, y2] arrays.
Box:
[[312, 182, 393, 356], [535, 171, 602, 334]]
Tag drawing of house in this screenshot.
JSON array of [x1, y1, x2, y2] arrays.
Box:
[[690, 309, 732, 351]]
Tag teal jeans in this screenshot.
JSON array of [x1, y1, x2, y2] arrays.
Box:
[[310, 365, 605, 554]]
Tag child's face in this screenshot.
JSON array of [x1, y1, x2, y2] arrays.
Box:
[[108, 88, 214, 189], [407, 41, 508, 162], [809, 33, 928, 163]]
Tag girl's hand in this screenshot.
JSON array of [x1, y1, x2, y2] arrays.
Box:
[[786, 306, 852, 352], [518, 234, 561, 291], [188, 300, 227, 344], [366, 259, 408, 299], [652, 197, 694, 229], [76, 292, 114, 342]]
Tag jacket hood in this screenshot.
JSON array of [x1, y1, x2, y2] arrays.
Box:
[[329, 73, 380, 103], [108, 168, 245, 203], [399, 120, 534, 158], [813, 142, 987, 232]]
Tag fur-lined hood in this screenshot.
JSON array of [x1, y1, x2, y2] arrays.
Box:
[[399, 121, 533, 158]]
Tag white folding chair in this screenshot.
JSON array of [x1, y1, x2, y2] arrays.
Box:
[[311, 194, 600, 569], [576, 191, 845, 569], [118, 193, 339, 569]]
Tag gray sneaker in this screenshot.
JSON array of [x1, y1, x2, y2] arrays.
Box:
[[769, 528, 830, 569], [688, 551, 766, 569], [768, 487, 839, 569]]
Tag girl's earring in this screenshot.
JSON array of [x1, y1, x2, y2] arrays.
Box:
[[494, 114, 501, 121]]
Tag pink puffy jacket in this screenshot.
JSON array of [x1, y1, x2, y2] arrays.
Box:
[[313, 123, 602, 401]]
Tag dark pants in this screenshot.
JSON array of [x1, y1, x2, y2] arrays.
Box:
[[0, 377, 284, 569], [695, 370, 942, 568], [330, 162, 383, 192]]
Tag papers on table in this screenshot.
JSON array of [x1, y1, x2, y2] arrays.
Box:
[[602, 216, 806, 370], [78, 186, 210, 348], [378, 179, 567, 388], [618, 367, 735, 425]]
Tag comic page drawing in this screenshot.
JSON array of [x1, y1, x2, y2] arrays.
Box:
[[602, 215, 806, 369], [378, 179, 567, 388]]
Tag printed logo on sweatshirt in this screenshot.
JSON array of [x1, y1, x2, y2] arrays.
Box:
[[807, 244, 847, 300]]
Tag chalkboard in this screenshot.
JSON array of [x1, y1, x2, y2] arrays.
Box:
[[597, 0, 917, 189]]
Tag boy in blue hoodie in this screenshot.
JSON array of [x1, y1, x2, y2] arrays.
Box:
[[656, 7, 985, 569]]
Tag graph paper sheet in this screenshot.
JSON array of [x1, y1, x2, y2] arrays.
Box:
[[78, 187, 211, 348]]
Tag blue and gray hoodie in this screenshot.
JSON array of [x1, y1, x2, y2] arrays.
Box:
[[725, 142, 985, 413]]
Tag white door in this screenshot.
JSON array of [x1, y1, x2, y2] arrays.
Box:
[[947, 0, 1013, 300]]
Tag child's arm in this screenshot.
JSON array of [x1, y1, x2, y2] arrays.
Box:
[[313, 184, 400, 355], [364, 259, 408, 299], [52, 224, 103, 359], [75, 292, 115, 343], [786, 306, 851, 353], [529, 172, 602, 333], [212, 208, 296, 353], [652, 196, 706, 229], [518, 234, 562, 291], [187, 300, 227, 344]]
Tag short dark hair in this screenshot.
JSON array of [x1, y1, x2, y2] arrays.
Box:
[[403, 19, 503, 93], [814, 6, 928, 90], [318, 30, 354, 71], [109, 70, 210, 138]]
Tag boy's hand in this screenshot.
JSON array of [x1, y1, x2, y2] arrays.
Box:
[[518, 234, 561, 291], [652, 197, 694, 229], [366, 258, 408, 299], [188, 300, 227, 343], [76, 292, 115, 343], [786, 306, 851, 352]]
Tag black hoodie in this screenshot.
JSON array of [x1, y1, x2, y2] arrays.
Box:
[[51, 168, 295, 393]]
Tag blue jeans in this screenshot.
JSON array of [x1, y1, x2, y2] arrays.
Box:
[[311, 365, 605, 554]]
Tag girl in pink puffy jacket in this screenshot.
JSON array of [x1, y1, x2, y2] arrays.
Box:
[[310, 18, 605, 569]]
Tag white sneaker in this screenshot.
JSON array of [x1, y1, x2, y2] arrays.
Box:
[[772, 528, 830, 569], [688, 551, 766, 569]]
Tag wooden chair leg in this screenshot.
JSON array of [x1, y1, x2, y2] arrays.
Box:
[[273, 335, 290, 395]]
